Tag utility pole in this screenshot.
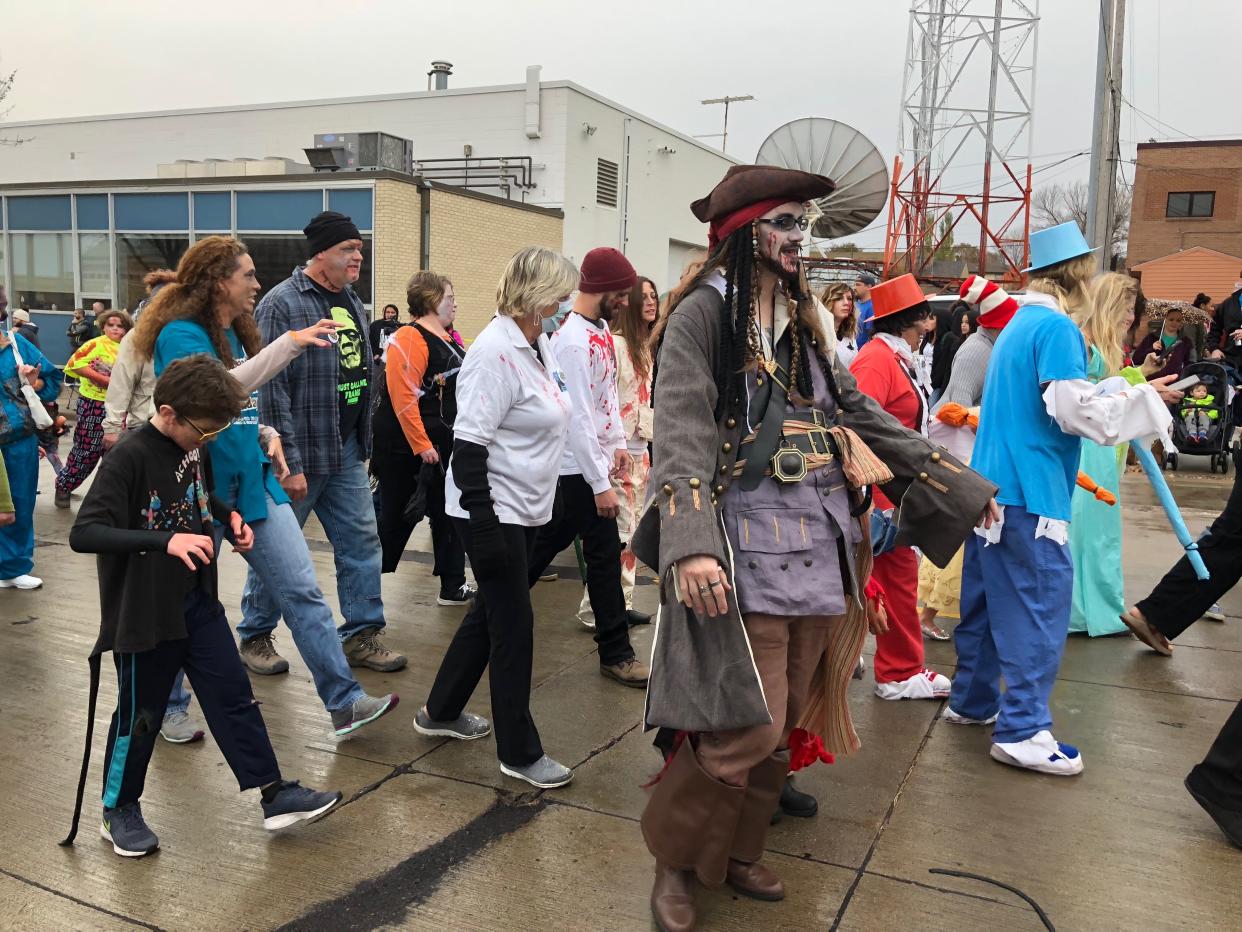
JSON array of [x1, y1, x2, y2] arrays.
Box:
[[1086, 0, 1126, 270], [700, 95, 754, 154]]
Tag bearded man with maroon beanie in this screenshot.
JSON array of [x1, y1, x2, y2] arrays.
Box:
[[525, 247, 650, 688]]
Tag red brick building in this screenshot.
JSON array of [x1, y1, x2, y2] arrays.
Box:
[[1128, 140, 1242, 300]]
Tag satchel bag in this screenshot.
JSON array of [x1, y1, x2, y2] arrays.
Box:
[[8, 335, 53, 430]]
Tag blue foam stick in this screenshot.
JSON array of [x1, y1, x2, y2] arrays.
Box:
[[1130, 441, 1210, 580]]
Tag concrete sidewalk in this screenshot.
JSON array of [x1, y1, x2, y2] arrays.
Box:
[[2, 461, 1239, 930]]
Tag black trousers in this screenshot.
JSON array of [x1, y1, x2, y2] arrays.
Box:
[[1137, 467, 1242, 809], [371, 440, 466, 591], [526, 473, 635, 667], [101, 588, 281, 809], [425, 521, 543, 767]]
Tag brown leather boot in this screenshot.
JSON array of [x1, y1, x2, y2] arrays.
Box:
[[726, 751, 790, 900], [641, 739, 746, 886], [651, 862, 696, 932]]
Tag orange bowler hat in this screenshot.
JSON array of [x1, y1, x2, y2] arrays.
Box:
[[870, 274, 930, 320]]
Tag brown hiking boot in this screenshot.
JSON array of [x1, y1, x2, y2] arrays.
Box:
[[239, 632, 290, 675], [600, 657, 649, 688], [342, 628, 407, 672]]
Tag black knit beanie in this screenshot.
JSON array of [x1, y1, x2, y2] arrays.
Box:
[[304, 211, 361, 257]]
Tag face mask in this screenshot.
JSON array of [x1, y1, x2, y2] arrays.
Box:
[[542, 297, 574, 335]]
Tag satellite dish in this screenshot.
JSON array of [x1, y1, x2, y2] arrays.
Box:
[[755, 118, 889, 239]]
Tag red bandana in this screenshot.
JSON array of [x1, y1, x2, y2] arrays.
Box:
[[707, 197, 791, 250]]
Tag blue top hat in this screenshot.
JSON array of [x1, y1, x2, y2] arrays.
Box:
[[1023, 221, 1100, 273]]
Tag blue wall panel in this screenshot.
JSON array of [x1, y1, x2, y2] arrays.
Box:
[[193, 192, 231, 230], [75, 195, 109, 230], [236, 190, 324, 231], [114, 193, 190, 230], [327, 189, 373, 230], [7, 195, 72, 230]]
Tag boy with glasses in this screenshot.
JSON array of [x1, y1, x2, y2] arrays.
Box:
[[61, 357, 341, 858]]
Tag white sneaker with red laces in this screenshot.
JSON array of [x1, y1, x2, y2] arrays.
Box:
[[874, 669, 951, 700]]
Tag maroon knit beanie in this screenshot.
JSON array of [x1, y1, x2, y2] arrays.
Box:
[[579, 247, 637, 294]]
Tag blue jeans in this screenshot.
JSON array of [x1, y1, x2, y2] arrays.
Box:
[[0, 436, 39, 579], [235, 491, 365, 713], [950, 504, 1073, 744], [241, 436, 385, 642]]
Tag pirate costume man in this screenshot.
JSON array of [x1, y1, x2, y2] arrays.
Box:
[[630, 165, 998, 931]]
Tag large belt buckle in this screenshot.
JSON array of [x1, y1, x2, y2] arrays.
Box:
[[771, 441, 808, 484], [805, 428, 832, 459]]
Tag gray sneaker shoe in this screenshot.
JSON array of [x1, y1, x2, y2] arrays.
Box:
[[413, 706, 492, 740], [160, 710, 205, 744], [239, 632, 290, 675], [331, 693, 399, 737], [342, 627, 408, 672], [101, 802, 159, 857], [1203, 602, 1227, 622], [261, 780, 342, 830], [500, 754, 574, 789]]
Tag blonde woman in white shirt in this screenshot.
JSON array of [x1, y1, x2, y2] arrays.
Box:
[[577, 275, 658, 627], [821, 282, 860, 368], [415, 246, 580, 790]]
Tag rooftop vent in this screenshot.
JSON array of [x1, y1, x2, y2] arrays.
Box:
[[596, 158, 619, 208], [428, 61, 453, 91]]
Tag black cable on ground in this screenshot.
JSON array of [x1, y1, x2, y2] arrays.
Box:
[[929, 868, 1055, 931]]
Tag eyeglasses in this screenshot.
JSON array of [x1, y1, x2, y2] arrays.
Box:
[[756, 214, 809, 232], [182, 415, 229, 443]]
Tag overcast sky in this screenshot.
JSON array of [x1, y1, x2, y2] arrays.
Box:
[[3, 0, 1240, 246]]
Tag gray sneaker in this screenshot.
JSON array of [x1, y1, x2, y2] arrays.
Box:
[[331, 693, 399, 737], [239, 632, 290, 675], [413, 707, 492, 740], [160, 710, 205, 744], [500, 754, 574, 789], [1203, 602, 1227, 622], [101, 802, 159, 857]]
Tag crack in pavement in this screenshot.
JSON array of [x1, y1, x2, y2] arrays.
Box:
[[0, 866, 164, 931]]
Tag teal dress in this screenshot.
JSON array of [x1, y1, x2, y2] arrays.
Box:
[[1068, 347, 1127, 636]]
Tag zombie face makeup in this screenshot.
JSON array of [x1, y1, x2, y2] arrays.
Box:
[[598, 289, 630, 322], [755, 201, 806, 279]]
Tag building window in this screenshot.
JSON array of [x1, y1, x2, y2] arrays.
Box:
[[76, 194, 110, 230], [7, 195, 72, 231], [79, 233, 112, 298], [11, 233, 75, 310], [596, 158, 619, 208], [1166, 191, 1215, 218], [237, 190, 325, 231], [116, 234, 190, 311], [115, 193, 190, 231], [245, 234, 373, 306]]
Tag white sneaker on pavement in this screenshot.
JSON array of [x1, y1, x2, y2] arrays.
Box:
[[990, 730, 1084, 776], [944, 707, 999, 725], [0, 574, 42, 590], [1203, 602, 1226, 622], [874, 669, 951, 700]]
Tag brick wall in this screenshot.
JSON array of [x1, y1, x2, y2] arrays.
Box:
[[1129, 141, 1242, 266], [373, 179, 422, 311], [426, 187, 563, 339]]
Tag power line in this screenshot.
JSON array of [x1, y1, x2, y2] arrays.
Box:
[[1119, 92, 1201, 142]]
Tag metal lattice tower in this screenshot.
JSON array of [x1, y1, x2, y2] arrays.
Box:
[[884, 0, 1040, 282]]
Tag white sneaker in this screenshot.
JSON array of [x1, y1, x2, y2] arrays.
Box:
[[0, 574, 42, 590], [1202, 602, 1226, 622], [577, 612, 596, 630], [990, 730, 1084, 776], [874, 669, 951, 700], [944, 707, 999, 725]]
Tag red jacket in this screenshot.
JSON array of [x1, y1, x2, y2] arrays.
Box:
[[850, 338, 925, 510]]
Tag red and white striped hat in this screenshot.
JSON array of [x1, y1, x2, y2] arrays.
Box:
[[959, 275, 1019, 329]]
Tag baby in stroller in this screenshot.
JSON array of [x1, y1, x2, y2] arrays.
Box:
[[1181, 382, 1219, 443]]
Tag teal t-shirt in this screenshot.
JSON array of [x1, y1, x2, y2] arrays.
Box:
[[153, 321, 289, 523], [971, 301, 1089, 522]]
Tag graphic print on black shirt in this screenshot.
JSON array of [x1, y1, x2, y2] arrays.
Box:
[[330, 304, 368, 442]]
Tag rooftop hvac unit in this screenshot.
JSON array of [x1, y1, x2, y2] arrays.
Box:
[[309, 132, 414, 173]]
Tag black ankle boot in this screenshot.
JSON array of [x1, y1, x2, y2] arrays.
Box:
[[778, 776, 818, 818]]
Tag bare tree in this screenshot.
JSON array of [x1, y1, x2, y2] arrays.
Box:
[[1032, 180, 1131, 260], [0, 67, 30, 147]]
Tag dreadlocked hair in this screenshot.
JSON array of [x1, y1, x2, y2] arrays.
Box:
[[130, 235, 263, 366], [648, 222, 840, 421]]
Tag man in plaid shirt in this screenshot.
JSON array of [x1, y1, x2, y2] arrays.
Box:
[[246, 211, 406, 673]]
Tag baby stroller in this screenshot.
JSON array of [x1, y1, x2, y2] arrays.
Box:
[[1164, 360, 1236, 474]]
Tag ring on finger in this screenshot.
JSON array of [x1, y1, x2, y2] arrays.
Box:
[[697, 584, 712, 593], [707, 580, 721, 589]]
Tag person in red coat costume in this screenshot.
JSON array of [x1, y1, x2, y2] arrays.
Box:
[[850, 275, 952, 700]]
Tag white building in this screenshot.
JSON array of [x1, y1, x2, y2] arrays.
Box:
[[1, 66, 734, 290]]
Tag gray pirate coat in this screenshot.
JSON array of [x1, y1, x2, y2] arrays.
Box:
[[630, 284, 997, 733]]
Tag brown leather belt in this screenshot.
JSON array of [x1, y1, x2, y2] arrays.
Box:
[[734, 416, 839, 483]]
